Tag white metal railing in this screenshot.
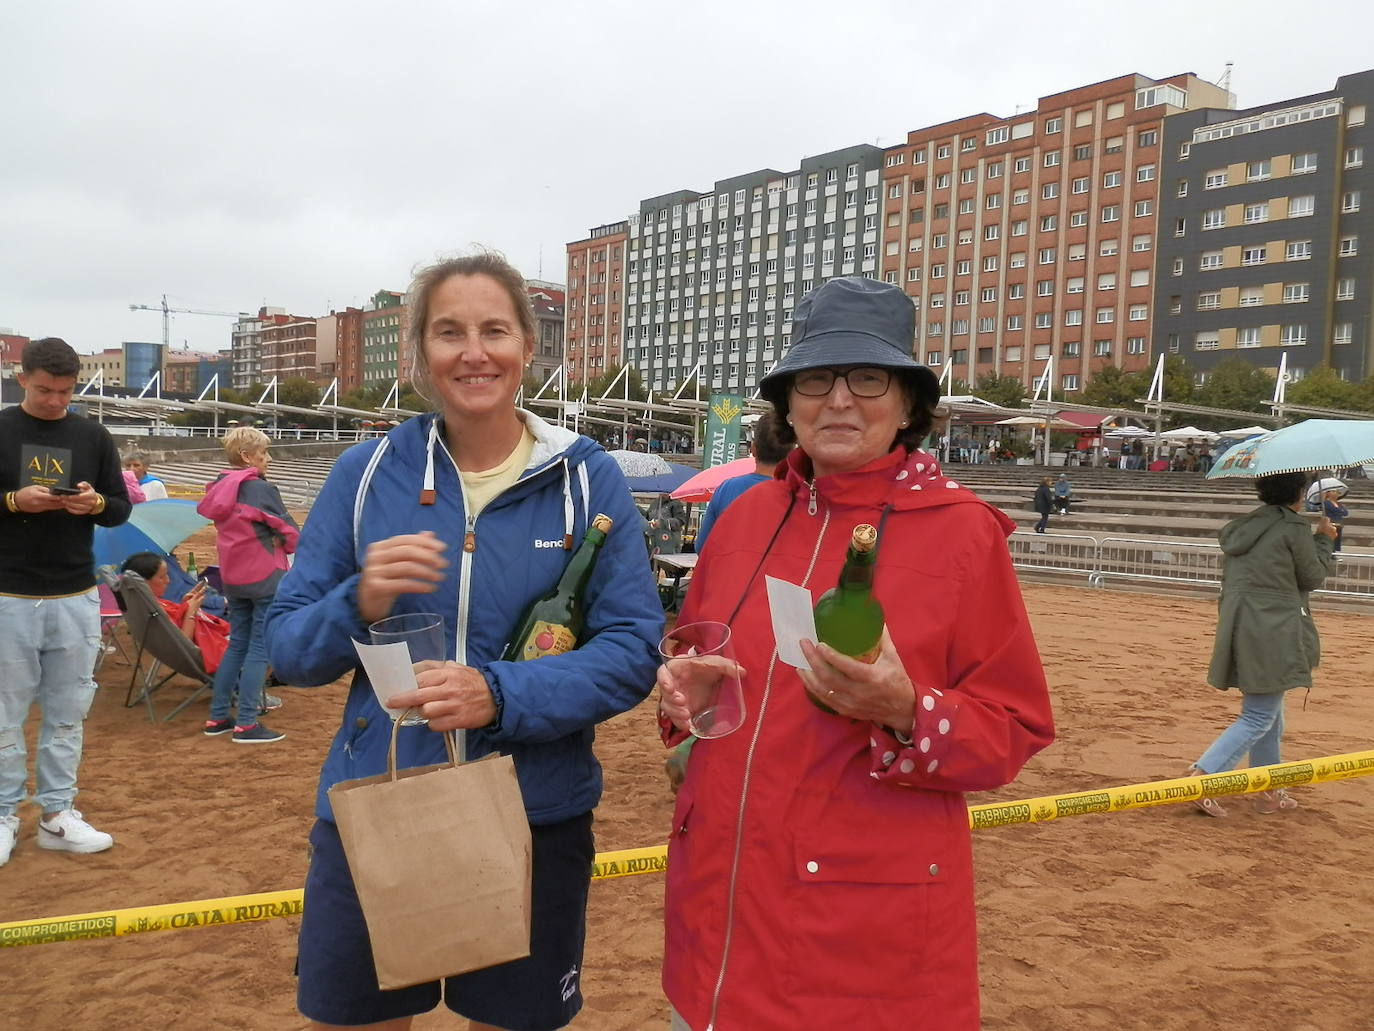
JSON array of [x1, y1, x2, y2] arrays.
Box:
[[1009, 531, 1373, 601]]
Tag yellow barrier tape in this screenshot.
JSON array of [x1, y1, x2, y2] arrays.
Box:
[[6, 749, 1371, 949], [966, 748, 1374, 829], [0, 889, 303, 949]]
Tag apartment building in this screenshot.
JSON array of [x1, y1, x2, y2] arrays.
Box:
[[231, 307, 286, 391], [260, 317, 320, 384], [566, 144, 886, 396], [361, 290, 406, 388], [1155, 69, 1373, 383], [566, 222, 628, 388], [526, 280, 566, 384], [881, 73, 1233, 396], [165, 349, 231, 394]]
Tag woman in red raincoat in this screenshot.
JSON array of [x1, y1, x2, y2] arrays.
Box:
[[656, 278, 1054, 1031]]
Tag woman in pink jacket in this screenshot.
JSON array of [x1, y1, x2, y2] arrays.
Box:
[[655, 279, 1054, 1030], [196, 426, 298, 743]]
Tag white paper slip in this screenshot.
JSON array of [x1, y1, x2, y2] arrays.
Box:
[[352, 639, 420, 711], [765, 575, 817, 670]]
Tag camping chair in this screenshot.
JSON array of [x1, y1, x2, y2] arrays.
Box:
[[114, 571, 214, 723], [95, 581, 133, 671]]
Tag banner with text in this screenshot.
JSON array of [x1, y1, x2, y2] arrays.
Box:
[[703, 393, 744, 469]]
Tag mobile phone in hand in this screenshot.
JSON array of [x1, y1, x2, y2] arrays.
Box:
[[48, 486, 82, 496]]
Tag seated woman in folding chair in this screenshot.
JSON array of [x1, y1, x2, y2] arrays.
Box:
[[120, 552, 230, 674]]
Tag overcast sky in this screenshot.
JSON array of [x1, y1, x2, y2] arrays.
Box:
[[3, 0, 1371, 357]]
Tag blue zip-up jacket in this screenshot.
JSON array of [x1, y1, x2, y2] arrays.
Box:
[[265, 409, 663, 825]]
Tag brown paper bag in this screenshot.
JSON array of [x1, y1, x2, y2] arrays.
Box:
[[328, 716, 532, 990]]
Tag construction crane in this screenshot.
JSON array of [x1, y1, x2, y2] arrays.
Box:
[[129, 294, 241, 351]]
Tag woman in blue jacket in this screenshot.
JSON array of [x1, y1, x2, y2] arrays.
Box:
[[266, 252, 662, 1031]]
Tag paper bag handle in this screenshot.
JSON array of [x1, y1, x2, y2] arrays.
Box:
[[387, 709, 462, 782]]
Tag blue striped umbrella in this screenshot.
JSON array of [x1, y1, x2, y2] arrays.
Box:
[[93, 499, 210, 569]]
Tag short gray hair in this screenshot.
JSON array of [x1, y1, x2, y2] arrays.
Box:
[[405, 251, 536, 404]]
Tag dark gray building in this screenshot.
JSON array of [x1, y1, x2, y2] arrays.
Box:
[[621, 144, 885, 396], [1155, 70, 1372, 383]]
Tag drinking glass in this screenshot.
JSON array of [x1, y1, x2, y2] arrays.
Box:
[[369, 612, 446, 726], [659, 620, 746, 739]]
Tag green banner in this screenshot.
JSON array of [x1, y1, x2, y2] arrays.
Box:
[[703, 393, 744, 469]]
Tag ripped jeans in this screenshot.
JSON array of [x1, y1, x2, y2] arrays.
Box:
[[0, 590, 101, 816]]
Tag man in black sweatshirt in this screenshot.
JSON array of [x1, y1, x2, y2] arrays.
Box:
[[0, 338, 131, 867]]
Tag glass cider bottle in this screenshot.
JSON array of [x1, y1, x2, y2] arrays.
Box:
[[810, 523, 883, 713], [501, 514, 614, 661]]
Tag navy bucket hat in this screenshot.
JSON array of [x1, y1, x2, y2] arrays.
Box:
[[758, 277, 939, 406]]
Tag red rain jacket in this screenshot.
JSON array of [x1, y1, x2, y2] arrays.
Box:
[[662, 446, 1054, 1031]]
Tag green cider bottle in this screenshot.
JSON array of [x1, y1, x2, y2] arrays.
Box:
[[501, 514, 614, 662], [810, 523, 883, 714]]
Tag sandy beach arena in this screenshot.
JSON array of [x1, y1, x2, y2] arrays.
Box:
[[2, 522, 1371, 1030]]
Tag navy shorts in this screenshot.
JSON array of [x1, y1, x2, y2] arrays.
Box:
[[297, 812, 594, 1030]]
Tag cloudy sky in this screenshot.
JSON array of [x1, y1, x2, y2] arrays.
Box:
[[3, 1, 1371, 357]]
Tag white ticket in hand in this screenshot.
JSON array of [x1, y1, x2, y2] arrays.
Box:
[[765, 575, 817, 670], [352, 639, 419, 710]]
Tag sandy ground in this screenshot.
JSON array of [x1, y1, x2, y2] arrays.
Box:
[[2, 534, 1371, 1029]]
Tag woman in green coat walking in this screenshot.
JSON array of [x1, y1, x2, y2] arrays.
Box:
[[1187, 470, 1338, 817]]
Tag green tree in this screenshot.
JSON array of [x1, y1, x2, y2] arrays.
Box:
[[1194, 357, 1274, 416], [278, 377, 321, 409], [971, 373, 1025, 409], [1285, 363, 1363, 412], [1355, 374, 1374, 413], [1080, 364, 1150, 409]]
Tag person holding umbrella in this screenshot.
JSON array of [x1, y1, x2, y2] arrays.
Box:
[[1186, 471, 1338, 816], [1307, 478, 1350, 553]]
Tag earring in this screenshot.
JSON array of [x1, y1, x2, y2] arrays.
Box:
[[900, 419, 910, 428], [786, 417, 794, 426]]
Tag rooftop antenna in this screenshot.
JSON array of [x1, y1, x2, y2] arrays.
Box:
[[1218, 61, 1233, 94]]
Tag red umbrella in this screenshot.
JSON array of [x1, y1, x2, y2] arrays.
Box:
[[670, 457, 757, 503]]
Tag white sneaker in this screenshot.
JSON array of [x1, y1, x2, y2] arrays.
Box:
[[37, 809, 114, 854], [0, 815, 18, 866]]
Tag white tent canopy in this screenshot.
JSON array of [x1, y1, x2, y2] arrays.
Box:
[[996, 415, 1083, 429], [1105, 426, 1152, 438], [1218, 425, 1270, 439], [1159, 425, 1221, 441]]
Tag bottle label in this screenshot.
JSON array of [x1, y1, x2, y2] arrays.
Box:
[[519, 620, 576, 660]]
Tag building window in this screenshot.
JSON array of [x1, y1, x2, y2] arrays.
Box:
[[1068, 210, 1087, 228], [1343, 190, 1362, 213], [1044, 151, 1061, 167], [1138, 129, 1158, 147], [1134, 200, 1152, 217], [1063, 341, 1081, 357], [1339, 236, 1358, 257], [986, 194, 1002, 210], [1176, 179, 1189, 197], [1286, 240, 1312, 261], [1103, 171, 1122, 188], [1102, 205, 1120, 223], [960, 168, 977, 185], [1204, 168, 1228, 189], [1197, 291, 1221, 310], [936, 144, 951, 159], [1132, 235, 1152, 253], [1041, 215, 1058, 232], [1035, 312, 1052, 328], [1039, 247, 1056, 264], [1246, 159, 1271, 182], [1174, 217, 1187, 237], [1137, 164, 1156, 182], [1244, 201, 1269, 224], [1195, 333, 1219, 351], [1201, 208, 1226, 230], [1062, 374, 1079, 391], [1074, 144, 1092, 161], [1240, 287, 1264, 306], [1280, 324, 1307, 346], [1042, 182, 1059, 199], [959, 198, 975, 214], [1347, 146, 1365, 168], [1045, 117, 1062, 134], [1172, 257, 1184, 276], [1098, 273, 1117, 291], [1236, 327, 1261, 348], [1291, 152, 1318, 174], [1067, 276, 1084, 294], [1013, 188, 1029, 204], [961, 137, 977, 152], [1014, 156, 1031, 173], [1071, 176, 1089, 195], [1010, 252, 1026, 268], [986, 126, 1009, 145], [1127, 336, 1146, 354], [1037, 280, 1054, 296], [1289, 195, 1315, 218], [1336, 278, 1355, 301], [1096, 307, 1115, 324], [1282, 283, 1309, 304], [987, 161, 1003, 178], [1333, 322, 1353, 345], [984, 225, 1001, 241], [1007, 314, 1024, 330], [1241, 246, 1267, 267], [1093, 339, 1112, 356], [1065, 309, 1083, 326]]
